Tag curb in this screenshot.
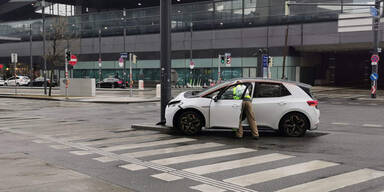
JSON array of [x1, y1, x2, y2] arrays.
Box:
[[0, 94, 160, 104]]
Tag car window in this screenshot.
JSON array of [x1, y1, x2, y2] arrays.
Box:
[[254, 83, 291, 98], [221, 83, 252, 100]]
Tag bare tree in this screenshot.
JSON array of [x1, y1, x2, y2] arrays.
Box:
[[45, 17, 79, 96]]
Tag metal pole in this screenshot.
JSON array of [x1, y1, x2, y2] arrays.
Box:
[[372, 0, 380, 98], [14, 58, 17, 95], [98, 29, 102, 87], [123, 9, 127, 89], [42, 0, 47, 95], [282, 25, 289, 80], [218, 55, 221, 83], [159, 0, 172, 124], [190, 22, 193, 87], [130, 53, 133, 97], [65, 49, 68, 99], [30, 23, 33, 87]]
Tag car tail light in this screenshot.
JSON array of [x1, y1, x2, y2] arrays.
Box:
[[117, 81, 123, 84], [307, 100, 318, 108]]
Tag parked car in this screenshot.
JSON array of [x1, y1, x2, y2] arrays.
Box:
[[31, 77, 56, 87], [98, 78, 125, 88], [4, 76, 30, 86], [165, 78, 319, 137], [0, 77, 4, 86]]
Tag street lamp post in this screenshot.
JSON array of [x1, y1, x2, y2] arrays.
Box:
[[98, 29, 102, 87], [159, 0, 172, 124], [29, 23, 33, 86], [123, 9, 127, 89]]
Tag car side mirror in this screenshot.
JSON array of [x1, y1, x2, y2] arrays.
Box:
[[213, 95, 219, 102]]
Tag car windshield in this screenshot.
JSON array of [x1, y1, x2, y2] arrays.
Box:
[[196, 81, 232, 96]]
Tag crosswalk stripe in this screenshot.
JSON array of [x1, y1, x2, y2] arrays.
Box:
[[103, 138, 196, 152], [121, 142, 224, 158], [49, 145, 72, 150], [151, 173, 183, 182], [276, 168, 384, 192], [70, 150, 94, 156], [119, 164, 147, 171], [183, 153, 294, 175], [223, 160, 338, 187], [363, 124, 383, 128], [151, 148, 255, 166], [93, 156, 117, 163], [77, 134, 168, 146], [190, 184, 227, 192]]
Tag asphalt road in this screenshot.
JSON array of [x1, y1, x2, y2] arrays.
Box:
[[0, 98, 383, 192]]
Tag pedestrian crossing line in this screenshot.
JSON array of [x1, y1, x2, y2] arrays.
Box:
[[363, 124, 383, 128], [32, 139, 51, 144], [119, 164, 148, 171], [151, 173, 183, 182], [190, 184, 227, 192], [183, 153, 294, 175], [223, 160, 339, 187], [120, 142, 225, 158], [151, 148, 256, 166], [93, 156, 117, 163], [102, 138, 196, 152], [76, 134, 169, 146], [70, 150, 94, 156], [49, 144, 72, 150], [276, 168, 384, 192]]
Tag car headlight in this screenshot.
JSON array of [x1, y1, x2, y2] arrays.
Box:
[[167, 100, 181, 107]]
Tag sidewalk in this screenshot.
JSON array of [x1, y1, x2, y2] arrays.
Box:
[[312, 86, 384, 101]]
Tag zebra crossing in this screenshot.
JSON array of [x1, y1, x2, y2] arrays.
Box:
[[1, 117, 384, 192]]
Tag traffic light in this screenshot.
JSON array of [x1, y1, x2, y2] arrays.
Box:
[[220, 55, 225, 64], [268, 56, 273, 67], [226, 55, 231, 65], [65, 50, 71, 61]]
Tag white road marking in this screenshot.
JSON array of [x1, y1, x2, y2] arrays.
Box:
[[77, 134, 168, 146], [368, 103, 378, 106], [183, 153, 294, 175], [331, 122, 350, 126], [119, 164, 147, 171], [276, 168, 384, 192], [151, 173, 183, 182], [362, 124, 383, 128], [223, 160, 338, 187], [121, 142, 224, 158], [49, 145, 72, 150], [190, 184, 227, 192], [103, 138, 196, 152], [32, 139, 51, 144], [151, 148, 255, 166], [70, 150, 94, 156], [93, 156, 118, 163]]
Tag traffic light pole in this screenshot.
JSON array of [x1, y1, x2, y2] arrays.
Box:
[[129, 53, 133, 97], [65, 49, 69, 99], [159, 0, 172, 124], [372, 0, 380, 98]]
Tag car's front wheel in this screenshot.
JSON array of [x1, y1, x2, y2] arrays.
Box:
[[279, 112, 308, 137], [177, 110, 203, 135]]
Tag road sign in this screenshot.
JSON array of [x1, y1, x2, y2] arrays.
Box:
[[119, 57, 124, 67], [189, 60, 195, 69], [370, 7, 379, 17], [11, 53, 17, 63], [120, 52, 128, 59], [370, 73, 379, 81], [263, 55, 268, 67], [69, 55, 77, 66], [371, 54, 380, 63]]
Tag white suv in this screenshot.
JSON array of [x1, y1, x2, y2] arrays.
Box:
[[5, 76, 31, 86], [165, 79, 320, 137]]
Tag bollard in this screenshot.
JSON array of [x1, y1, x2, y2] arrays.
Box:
[[139, 80, 144, 90], [156, 84, 161, 98]]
